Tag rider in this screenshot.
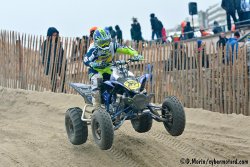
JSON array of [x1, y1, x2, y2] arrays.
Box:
[[84, 27, 143, 107]]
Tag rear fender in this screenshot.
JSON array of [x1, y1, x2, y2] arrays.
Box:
[[69, 83, 93, 104], [138, 74, 150, 83]]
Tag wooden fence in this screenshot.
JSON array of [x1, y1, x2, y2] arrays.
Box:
[[0, 30, 249, 115]]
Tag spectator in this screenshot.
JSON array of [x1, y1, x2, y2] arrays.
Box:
[[238, 0, 250, 26], [200, 27, 212, 37], [217, 32, 228, 49], [213, 21, 223, 34], [184, 21, 194, 39], [130, 24, 135, 41], [172, 33, 181, 68], [115, 25, 123, 43], [197, 40, 209, 68], [179, 34, 185, 41], [150, 13, 161, 40], [161, 26, 167, 43], [221, 0, 238, 31], [172, 33, 181, 43], [181, 21, 187, 36], [226, 31, 240, 64], [41, 27, 66, 92], [153, 17, 165, 43], [155, 17, 163, 40], [108, 26, 116, 41], [168, 35, 186, 70], [171, 33, 179, 43], [104, 26, 110, 33], [130, 17, 143, 43], [235, 0, 245, 26], [217, 32, 228, 63]]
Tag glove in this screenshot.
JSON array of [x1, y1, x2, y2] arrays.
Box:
[[133, 55, 144, 61], [89, 62, 108, 69]]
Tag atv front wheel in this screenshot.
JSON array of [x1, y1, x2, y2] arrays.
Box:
[[162, 96, 185, 136], [131, 113, 153, 133], [65, 107, 88, 145], [91, 108, 114, 150]]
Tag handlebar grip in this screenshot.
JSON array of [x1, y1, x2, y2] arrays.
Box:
[[128, 58, 139, 62], [114, 60, 127, 65]]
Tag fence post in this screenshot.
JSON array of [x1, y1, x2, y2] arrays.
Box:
[[16, 39, 25, 89]]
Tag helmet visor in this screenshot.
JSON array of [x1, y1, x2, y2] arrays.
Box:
[[97, 39, 111, 48]]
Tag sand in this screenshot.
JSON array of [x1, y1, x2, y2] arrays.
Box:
[[0, 87, 249, 167]]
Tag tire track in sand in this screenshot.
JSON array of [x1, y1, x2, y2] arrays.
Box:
[[108, 146, 141, 167], [147, 127, 225, 167], [117, 127, 173, 167]]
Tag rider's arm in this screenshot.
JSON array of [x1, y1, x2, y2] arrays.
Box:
[[114, 42, 139, 56], [84, 47, 96, 66]]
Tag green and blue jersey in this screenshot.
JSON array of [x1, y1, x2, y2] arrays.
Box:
[[84, 42, 138, 76]]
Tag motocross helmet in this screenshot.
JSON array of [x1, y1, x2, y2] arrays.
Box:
[[93, 28, 111, 50]]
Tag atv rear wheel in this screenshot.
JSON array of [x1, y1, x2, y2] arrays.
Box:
[[162, 96, 185, 136], [91, 107, 114, 150], [131, 113, 153, 133], [65, 107, 88, 145]]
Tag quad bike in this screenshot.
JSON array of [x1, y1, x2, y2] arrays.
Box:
[[65, 58, 186, 150]]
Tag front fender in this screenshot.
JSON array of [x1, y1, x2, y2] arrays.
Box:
[[139, 74, 150, 83], [138, 74, 150, 91], [103, 81, 114, 88]]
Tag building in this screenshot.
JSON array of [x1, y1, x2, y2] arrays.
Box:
[[206, 3, 227, 31], [166, 2, 227, 37], [198, 10, 207, 28]]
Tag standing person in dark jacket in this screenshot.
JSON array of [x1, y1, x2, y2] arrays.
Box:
[[130, 17, 143, 43], [184, 22, 194, 39], [213, 21, 223, 34], [115, 25, 123, 43], [41, 27, 66, 92], [150, 13, 160, 40], [155, 17, 163, 40], [108, 26, 116, 42], [221, 0, 238, 31]]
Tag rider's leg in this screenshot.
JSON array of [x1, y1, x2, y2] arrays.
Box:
[[90, 73, 103, 107]]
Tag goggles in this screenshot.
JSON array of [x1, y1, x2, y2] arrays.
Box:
[[97, 39, 111, 48]]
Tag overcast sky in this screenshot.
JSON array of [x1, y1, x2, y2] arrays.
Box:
[[0, 0, 220, 40]]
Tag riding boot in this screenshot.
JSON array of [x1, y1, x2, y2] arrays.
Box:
[[92, 90, 101, 108]]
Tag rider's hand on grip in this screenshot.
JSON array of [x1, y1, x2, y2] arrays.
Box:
[[90, 62, 108, 69], [133, 55, 144, 61], [115, 60, 126, 65]]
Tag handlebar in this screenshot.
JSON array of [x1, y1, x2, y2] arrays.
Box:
[[128, 58, 141, 62], [111, 58, 140, 66]]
